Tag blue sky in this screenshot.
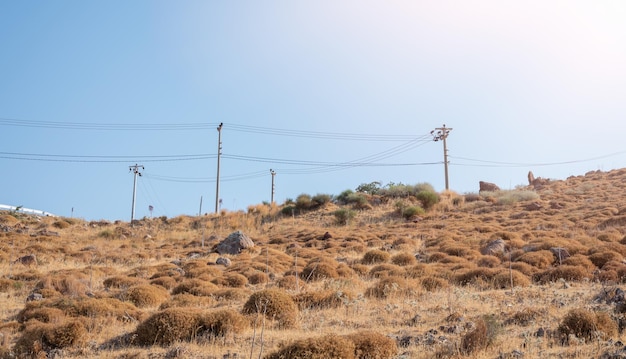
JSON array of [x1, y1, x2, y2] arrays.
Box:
[[1, 1, 625, 221]]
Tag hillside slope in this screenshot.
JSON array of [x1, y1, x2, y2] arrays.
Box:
[[1, 168, 626, 358]]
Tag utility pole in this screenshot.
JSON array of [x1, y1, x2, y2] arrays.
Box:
[[215, 123, 223, 213], [270, 169, 276, 204], [431, 125, 452, 190], [129, 164, 144, 224]]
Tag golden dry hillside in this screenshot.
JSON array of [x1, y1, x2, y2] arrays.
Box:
[[2, 168, 626, 358]]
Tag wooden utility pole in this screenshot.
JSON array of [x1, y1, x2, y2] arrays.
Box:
[[270, 169, 276, 204], [431, 125, 452, 190], [129, 164, 144, 224], [215, 123, 223, 213]]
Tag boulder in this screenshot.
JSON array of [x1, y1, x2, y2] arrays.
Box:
[[479, 181, 500, 192], [480, 239, 506, 256], [216, 230, 254, 255], [216, 257, 232, 267]]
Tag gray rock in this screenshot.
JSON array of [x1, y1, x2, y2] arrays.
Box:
[[216, 231, 254, 255], [216, 257, 232, 267]]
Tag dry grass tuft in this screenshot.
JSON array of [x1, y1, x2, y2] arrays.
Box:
[[366, 276, 415, 299], [171, 279, 219, 296], [362, 249, 390, 265], [211, 272, 249, 288], [344, 331, 398, 359], [14, 319, 87, 355], [293, 289, 355, 310], [242, 288, 298, 328], [134, 307, 247, 346], [534, 265, 591, 283], [461, 317, 488, 354], [516, 250, 554, 269], [390, 252, 417, 266], [122, 284, 170, 308], [300, 258, 339, 281], [558, 308, 617, 341], [264, 334, 356, 359]]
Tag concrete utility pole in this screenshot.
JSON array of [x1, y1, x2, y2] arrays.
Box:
[[129, 164, 144, 223], [270, 169, 276, 204], [215, 123, 223, 213], [431, 125, 452, 190]]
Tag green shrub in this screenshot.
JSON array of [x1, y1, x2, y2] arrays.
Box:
[[416, 191, 439, 210], [336, 189, 355, 204], [402, 206, 425, 219], [334, 209, 356, 225], [295, 194, 313, 210], [281, 205, 296, 216], [312, 193, 332, 207]]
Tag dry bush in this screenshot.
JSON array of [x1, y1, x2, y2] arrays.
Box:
[[211, 272, 248, 288], [506, 308, 542, 326], [103, 275, 148, 289], [0, 278, 15, 292], [562, 254, 596, 271], [461, 317, 488, 354], [123, 284, 170, 308], [159, 294, 214, 310], [276, 275, 300, 290], [589, 251, 623, 268], [366, 276, 415, 299], [368, 264, 406, 278], [134, 307, 246, 346], [492, 269, 531, 289], [210, 288, 252, 302], [336, 263, 356, 278], [150, 276, 179, 290], [171, 279, 219, 296], [534, 265, 591, 283], [508, 261, 538, 276], [420, 276, 449, 291], [293, 290, 355, 310], [558, 308, 617, 341], [242, 289, 298, 328], [344, 331, 398, 359], [477, 255, 501, 268], [350, 263, 370, 276], [265, 334, 356, 359], [453, 268, 498, 286], [516, 250, 554, 269], [17, 307, 65, 324], [25, 297, 146, 322], [361, 250, 390, 265], [246, 270, 270, 285], [300, 259, 339, 281], [406, 263, 434, 279], [390, 252, 417, 266], [441, 244, 480, 260], [426, 252, 448, 263], [14, 319, 87, 354], [200, 308, 249, 337]]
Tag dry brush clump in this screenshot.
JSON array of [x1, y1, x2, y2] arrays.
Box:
[[558, 308, 617, 342], [242, 288, 298, 329], [13, 319, 87, 356], [134, 307, 248, 346], [361, 249, 390, 265], [121, 284, 170, 308], [293, 289, 356, 310], [265, 331, 398, 359]]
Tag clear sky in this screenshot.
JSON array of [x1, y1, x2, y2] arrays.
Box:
[[1, 1, 625, 221]]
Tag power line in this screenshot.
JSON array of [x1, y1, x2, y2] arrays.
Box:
[[0, 118, 420, 141], [450, 151, 626, 168]]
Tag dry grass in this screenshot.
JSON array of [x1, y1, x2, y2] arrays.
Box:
[[2, 168, 626, 358]]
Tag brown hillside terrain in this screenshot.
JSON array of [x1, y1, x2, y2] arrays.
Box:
[[2, 168, 626, 358]]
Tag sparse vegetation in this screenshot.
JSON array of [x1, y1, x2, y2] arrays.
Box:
[[3, 171, 626, 358]]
